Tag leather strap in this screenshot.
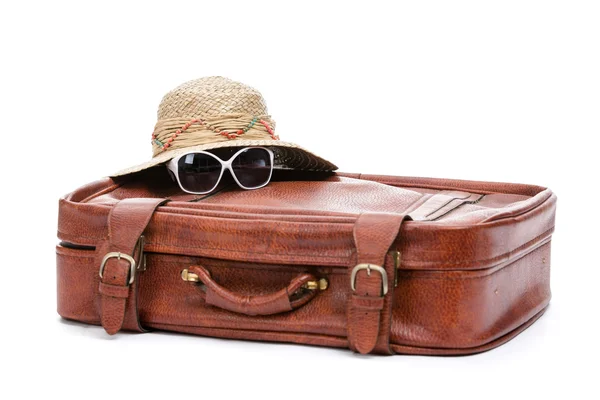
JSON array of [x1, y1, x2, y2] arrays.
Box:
[[409, 191, 484, 221], [96, 198, 167, 335], [347, 212, 409, 354]]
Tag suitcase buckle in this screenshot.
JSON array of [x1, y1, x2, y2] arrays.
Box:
[[350, 264, 388, 296], [99, 252, 137, 285]]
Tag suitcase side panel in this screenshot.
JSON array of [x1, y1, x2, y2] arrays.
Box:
[[56, 246, 100, 324], [56, 239, 551, 354], [390, 241, 551, 350]]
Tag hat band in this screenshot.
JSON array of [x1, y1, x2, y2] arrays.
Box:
[[151, 113, 278, 156]]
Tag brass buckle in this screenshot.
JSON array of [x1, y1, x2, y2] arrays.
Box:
[[99, 252, 137, 285], [350, 263, 388, 295]]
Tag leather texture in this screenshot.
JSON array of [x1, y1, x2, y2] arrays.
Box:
[[96, 198, 168, 334], [188, 265, 317, 316], [348, 213, 409, 354], [56, 168, 556, 355]]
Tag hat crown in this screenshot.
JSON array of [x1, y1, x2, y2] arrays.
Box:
[[109, 76, 338, 177], [158, 76, 269, 120]]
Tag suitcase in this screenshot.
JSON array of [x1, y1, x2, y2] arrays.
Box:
[[56, 167, 556, 355]]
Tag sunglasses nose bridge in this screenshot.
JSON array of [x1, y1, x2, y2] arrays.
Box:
[[220, 157, 234, 176]]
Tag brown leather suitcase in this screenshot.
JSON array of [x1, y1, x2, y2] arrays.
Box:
[[56, 168, 556, 355]]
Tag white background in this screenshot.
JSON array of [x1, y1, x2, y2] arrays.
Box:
[[1, 1, 598, 398]]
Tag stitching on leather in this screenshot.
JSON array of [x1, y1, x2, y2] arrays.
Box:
[[145, 241, 355, 260], [146, 321, 348, 340], [399, 236, 552, 280], [370, 180, 544, 196], [58, 227, 554, 271], [158, 207, 358, 221], [56, 252, 95, 260], [400, 226, 554, 270]]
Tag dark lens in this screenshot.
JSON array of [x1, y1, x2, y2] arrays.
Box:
[[231, 148, 272, 189], [177, 153, 222, 193]]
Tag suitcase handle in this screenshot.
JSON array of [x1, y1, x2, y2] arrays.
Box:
[[182, 265, 321, 316]]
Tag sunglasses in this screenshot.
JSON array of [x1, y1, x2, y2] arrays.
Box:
[[166, 147, 274, 194]]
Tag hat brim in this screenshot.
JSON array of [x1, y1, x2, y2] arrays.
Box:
[[109, 139, 338, 177]]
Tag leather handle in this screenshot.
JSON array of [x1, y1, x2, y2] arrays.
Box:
[[187, 265, 318, 316]]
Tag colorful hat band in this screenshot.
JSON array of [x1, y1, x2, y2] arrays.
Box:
[[151, 113, 279, 156]]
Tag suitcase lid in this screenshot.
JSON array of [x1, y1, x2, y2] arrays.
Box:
[[58, 168, 556, 271]]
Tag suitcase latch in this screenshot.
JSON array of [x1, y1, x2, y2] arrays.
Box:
[[181, 268, 200, 282]]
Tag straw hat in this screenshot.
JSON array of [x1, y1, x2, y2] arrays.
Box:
[[111, 76, 337, 176]]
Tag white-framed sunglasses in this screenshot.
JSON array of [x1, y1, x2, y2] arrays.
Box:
[[166, 146, 274, 194]]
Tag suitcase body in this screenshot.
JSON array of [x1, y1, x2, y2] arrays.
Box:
[[56, 168, 556, 355]]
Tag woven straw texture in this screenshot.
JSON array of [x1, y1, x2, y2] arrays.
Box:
[[158, 76, 268, 118], [111, 76, 337, 177]]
